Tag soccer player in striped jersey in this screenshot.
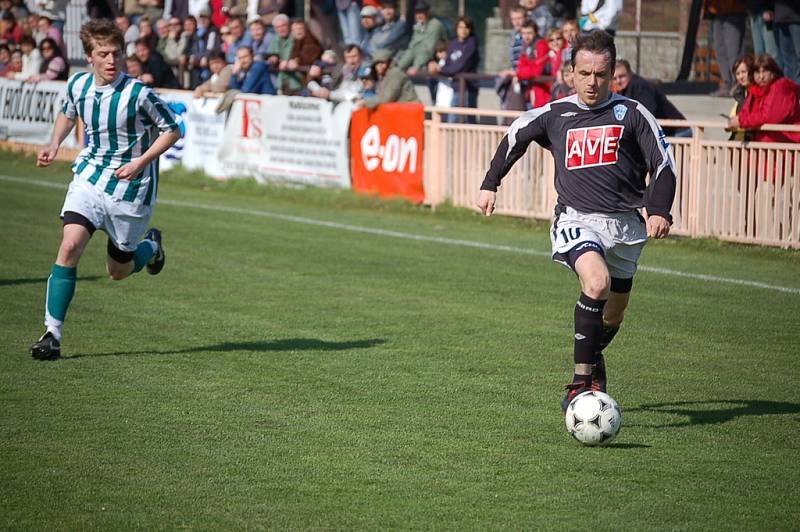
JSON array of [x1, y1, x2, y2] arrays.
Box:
[[30, 20, 181, 360]]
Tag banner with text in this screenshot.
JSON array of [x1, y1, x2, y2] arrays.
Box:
[[218, 94, 352, 188], [156, 91, 226, 178], [0, 79, 77, 148], [350, 103, 425, 203]]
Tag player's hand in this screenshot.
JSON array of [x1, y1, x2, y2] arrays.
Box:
[[115, 158, 145, 180], [477, 189, 496, 217], [37, 144, 59, 167], [646, 214, 670, 239]]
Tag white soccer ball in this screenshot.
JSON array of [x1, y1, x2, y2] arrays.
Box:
[[565, 390, 622, 446]]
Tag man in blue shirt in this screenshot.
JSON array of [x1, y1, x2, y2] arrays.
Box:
[[229, 45, 275, 95]]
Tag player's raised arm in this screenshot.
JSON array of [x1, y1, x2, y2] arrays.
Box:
[[37, 112, 76, 167]]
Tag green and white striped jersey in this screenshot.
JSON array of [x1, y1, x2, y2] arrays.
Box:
[[61, 72, 179, 205]]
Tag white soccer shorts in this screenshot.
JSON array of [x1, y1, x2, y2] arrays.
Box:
[[550, 206, 647, 279], [60, 177, 153, 252]]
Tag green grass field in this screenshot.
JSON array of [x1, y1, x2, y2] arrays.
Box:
[[1, 149, 799, 530]]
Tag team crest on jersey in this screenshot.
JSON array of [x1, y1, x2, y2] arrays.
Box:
[[565, 125, 625, 169], [613, 104, 627, 121]]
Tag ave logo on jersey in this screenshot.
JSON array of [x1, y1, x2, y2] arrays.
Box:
[[565, 125, 624, 169]]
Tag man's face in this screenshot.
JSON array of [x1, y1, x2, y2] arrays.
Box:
[[381, 6, 396, 22], [521, 26, 535, 45], [273, 19, 289, 38], [361, 15, 376, 30], [573, 50, 612, 107], [126, 58, 142, 77], [90, 43, 122, 84], [184, 18, 196, 33], [229, 19, 244, 39], [139, 20, 152, 36], [156, 19, 169, 37], [198, 14, 209, 28], [520, 0, 537, 9], [36, 18, 49, 33], [291, 22, 306, 39], [414, 11, 428, 25], [209, 57, 225, 74], [510, 11, 525, 31], [612, 64, 630, 92], [344, 48, 362, 68], [135, 43, 150, 62], [250, 22, 264, 41], [236, 48, 253, 71], [115, 16, 129, 31]]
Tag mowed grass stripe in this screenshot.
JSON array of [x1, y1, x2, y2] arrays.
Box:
[[1, 174, 798, 296]]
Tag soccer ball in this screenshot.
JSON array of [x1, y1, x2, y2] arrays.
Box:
[[565, 391, 622, 446]]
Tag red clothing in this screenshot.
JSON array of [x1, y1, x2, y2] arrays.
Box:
[[517, 38, 563, 109], [739, 77, 800, 143], [210, 0, 227, 31], [2, 23, 24, 45]]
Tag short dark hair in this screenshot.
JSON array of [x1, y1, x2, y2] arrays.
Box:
[[80, 19, 125, 55], [521, 19, 537, 32], [343, 44, 363, 55], [207, 50, 226, 62], [615, 59, 632, 73], [20, 35, 36, 48], [570, 30, 616, 69]]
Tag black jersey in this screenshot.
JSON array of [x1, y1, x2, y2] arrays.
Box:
[[481, 93, 677, 222]]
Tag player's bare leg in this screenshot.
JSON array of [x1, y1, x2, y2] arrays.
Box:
[[30, 224, 92, 360]]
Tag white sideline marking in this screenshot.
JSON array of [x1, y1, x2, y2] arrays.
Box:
[[3, 174, 799, 295]]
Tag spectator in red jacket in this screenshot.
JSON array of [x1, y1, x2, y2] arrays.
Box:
[[515, 19, 548, 109], [729, 54, 800, 143]]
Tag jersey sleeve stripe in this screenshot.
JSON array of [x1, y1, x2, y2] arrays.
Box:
[[634, 101, 676, 182], [506, 103, 552, 159], [145, 91, 179, 130]]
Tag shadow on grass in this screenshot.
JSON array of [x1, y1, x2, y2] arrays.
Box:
[[625, 400, 800, 428], [0, 275, 103, 287], [65, 337, 387, 359]]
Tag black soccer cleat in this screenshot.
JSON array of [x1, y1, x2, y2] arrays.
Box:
[[30, 331, 61, 360], [145, 228, 165, 275], [561, 382, 590, 413], [591, 354, 607, 393]]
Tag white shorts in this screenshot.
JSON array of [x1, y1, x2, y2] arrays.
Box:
[[550, 206, 647, 279], [60, 178, 153, 252]]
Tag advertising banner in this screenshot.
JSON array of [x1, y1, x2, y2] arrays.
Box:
[[156, 91, 226, 178], [349, 103, 425, 203], [0, 79, 77, 148], [218, 94, 352, 188]]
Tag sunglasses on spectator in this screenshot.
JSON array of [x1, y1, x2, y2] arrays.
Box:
[[549, 37, 564, 42]]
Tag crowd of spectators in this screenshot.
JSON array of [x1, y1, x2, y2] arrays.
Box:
[[0, 0, 69, 80]]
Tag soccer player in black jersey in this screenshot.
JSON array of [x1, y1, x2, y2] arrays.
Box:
[[477, 30, 676, 411]]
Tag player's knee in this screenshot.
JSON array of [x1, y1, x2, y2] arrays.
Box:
[[59, 239, 84, 260], [583, 275, 610, 300]]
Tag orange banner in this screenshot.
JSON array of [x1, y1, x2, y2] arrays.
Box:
[[350, 103, 425, 203]]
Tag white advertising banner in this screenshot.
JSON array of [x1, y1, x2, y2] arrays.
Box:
[[0, 79, 77, 148], [218, 94, 352, 188]]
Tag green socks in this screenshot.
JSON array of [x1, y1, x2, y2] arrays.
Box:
[[132, 239, 157, 273], [44, 264, 77, 340]]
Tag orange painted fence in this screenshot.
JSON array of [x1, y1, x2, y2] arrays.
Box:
[[423, 108, 800, 249]]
